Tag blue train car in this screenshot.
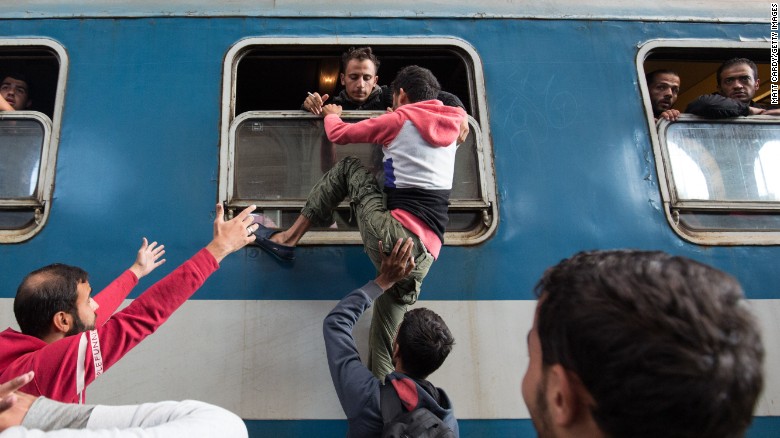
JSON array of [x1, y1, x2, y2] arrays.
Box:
[[0, 1, 777, 435]]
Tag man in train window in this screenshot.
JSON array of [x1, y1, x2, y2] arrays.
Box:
[[686, 57, 780, 117], [0, 73, 32, 112], [522, 250, 764, 438], [323, 238, 458, 437], [645, 69, 681, 121], [0, 204, 259, 403], [301, 46, 465, 114], [253, 65, 467, 380]]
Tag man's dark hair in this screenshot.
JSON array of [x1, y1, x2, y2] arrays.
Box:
[[2, 72, 32, 98], [341, 46, 380, 72], [391, 65, 441, 103], [395, 308, 454, 379], [14, 264, 89, 339], [645, 69, 679, 86], [716, 58, 759, 86], [534, 250, 764, 438]]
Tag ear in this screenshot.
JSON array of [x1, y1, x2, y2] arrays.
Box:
[[51, 310, 72, 334], [340, 73, 346, 86], [755, 78, 760, 89], [24, 99, 32, 109], [545, 364, 583, 427], [397, 88, 410, 106], [371, 75, 379, 86]]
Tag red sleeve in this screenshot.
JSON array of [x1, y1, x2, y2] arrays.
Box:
[[93, 270, 138, 327], [15, 248, 219, 403], [324, 112, 405, 146]]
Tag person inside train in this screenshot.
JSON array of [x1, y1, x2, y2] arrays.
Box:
[[522, 249, 764, 438], [0, 204, 259, 404], [252, 65, 466, 381], [0, 371, 248, 437], [686, 57, 780, 117], [0, 73, 32, 112], [301, 46, 466, 116], [645, 69, 681, 121], [323, 237, 458, 437]]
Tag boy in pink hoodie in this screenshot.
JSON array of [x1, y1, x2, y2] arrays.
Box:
[[252, 65, 467, 379]]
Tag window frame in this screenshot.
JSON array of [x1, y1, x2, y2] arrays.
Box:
[[219, 37, 497, 245], [0, 38, 67, 243], [638, 39, 780, 245]]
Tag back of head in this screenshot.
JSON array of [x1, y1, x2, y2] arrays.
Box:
[[535, 250, 764, 438], [14, 264, 88, 339], [396, 308, 454, 379], [717, 57, 758, 85], [391, 65, 441, 103], [341, 46, 379, 72]]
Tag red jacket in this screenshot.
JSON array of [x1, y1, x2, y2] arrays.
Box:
[[0, 249, 218, 403]]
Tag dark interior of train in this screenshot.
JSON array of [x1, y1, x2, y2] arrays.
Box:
[[0, 48, 59, 118], [235, 45, 474, 115], [0, 45, 773, 121], [644, 47, 771, 109]]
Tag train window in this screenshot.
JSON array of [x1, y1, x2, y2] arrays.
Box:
[[0, 39, 67, 242], [219, 38, 496, 245], [639, 41, 780, 244]]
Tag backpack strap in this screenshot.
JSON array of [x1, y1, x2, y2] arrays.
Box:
[[380, 381, 404, 426]]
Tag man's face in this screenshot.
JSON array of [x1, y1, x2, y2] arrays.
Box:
[[0, 76, 31, 110], [648, 73, 680, 115], [340, 59, 378, 104], [719, 63, 759, 103], [522, 300, 555, 438], [65, 281, 98, 336]]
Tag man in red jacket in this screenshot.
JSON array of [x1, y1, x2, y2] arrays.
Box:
[[0, 204, 258, 403]]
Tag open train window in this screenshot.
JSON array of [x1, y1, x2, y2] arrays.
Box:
[[0, 39, 67, 243], [219, 38, 496, 245], [639, 41, 780, 244]]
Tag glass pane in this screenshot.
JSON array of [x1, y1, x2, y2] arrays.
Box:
[[234, 117, 481, 202], [679, 211, 780, 232], [667, 123, 780, 202], [0, 119, 44, 198]]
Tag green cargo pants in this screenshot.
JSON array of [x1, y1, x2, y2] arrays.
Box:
[[301, 156, 434, 380]]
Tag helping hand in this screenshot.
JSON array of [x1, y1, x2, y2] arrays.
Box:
[[206, 203, 258, 263], [375, 238, 415, 291], [304, 92, 330, 115]]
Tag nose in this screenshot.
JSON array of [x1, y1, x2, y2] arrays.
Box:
[[89, 298, 99, 312]]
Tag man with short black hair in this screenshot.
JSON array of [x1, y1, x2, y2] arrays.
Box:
[[645, 69, 680, 121], [302, 46, 465, 114], [522, 250, 764, 438], [0, 74, 32, 112], [0, 204, 260, 403], [686, 57, 780, 117], [323, 238, 458, 437]]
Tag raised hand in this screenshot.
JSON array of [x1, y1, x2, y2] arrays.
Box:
[[206, 203, 258, 263], [129, 238, 167, 279]]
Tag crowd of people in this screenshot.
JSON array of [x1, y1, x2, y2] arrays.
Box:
[[0, 48, 768, 437]]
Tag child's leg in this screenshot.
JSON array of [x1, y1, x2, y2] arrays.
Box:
[[367, 250, 434, 380], [270, 156, 364, 246]]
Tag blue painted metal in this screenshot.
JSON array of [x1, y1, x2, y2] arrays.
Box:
[[0, 16, 775, 436], [0, 18, 772, 301]]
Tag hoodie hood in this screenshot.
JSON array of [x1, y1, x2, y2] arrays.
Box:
[[394, 100, 466, 147]]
